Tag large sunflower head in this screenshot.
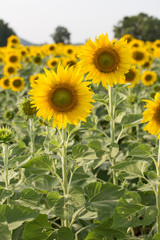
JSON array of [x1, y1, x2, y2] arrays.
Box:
[[29, 65, 94, 129], [141, 70, 157, 86], [119, 66, 140, 87], [77, 33, 131, 88], [142, 93, 160, 138], [10, 77, 25, 92]]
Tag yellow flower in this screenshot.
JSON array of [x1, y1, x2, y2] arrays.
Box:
[[142, 93, 160, 138], [10, 77, 25, 92], [47, 58, 60, 69], [78, 33, 131, 88], [121, 34, 134, 43], [62, 57, 77, 68], [7, 35, 20, 47], [131, 48, 148, 66], [119, 66, 140, 87], [0, 77, 10, 89], [29, 74, 40, 85], [141, 70, 157, 86], [29, 65, 94, 129], [3, 64, 17, 76], [6, 51, 20, 65], [129, 39, 144, 49]]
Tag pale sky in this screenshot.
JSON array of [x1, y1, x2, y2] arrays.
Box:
[[0, 0, 160, 44]]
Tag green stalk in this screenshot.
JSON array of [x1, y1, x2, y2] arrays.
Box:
[[29, 118, 35, 157], [2, 143, 9, 203], [108, 85, 117, 185], [156, 139, 160, 233], [61, 128, 69, 227]]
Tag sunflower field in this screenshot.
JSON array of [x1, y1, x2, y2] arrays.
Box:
[[1, 33, 160, 240]]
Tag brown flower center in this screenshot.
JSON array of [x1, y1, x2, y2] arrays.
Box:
[[145, 74, 152, 81], [94, 47, 120, 73], [13, 79, 22, 87], [125, 69, 136, 82], [9, 56, 18, 63], [132, 51, 144, 61]]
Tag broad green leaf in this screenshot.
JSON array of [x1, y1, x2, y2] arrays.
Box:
[[24, 155, 54, 171], [0, 188, 13, 204], [122, 114, 142, 128], [84, 182, 102, 200], [113, 192, 157, 228], [17, 188, 41, 209], [46, 191, 62, 208], [113, 160, 150, 178], [93, 94, 106, 104], [23, 214, 53, 240], [85, 218, 128, 240], [58, 227, 73, 240], [153, 233, 160, 240], [88, 140, 102, 151], [68, 187, 85, 208], [85, 183, 125, 221], [0, 205, 39, 230], [0, 215, 11, 240], [72, 144, 88, 159], [129, 144, 151, 157]]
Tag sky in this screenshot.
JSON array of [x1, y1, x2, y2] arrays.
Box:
[[0, 0, 160, 45]]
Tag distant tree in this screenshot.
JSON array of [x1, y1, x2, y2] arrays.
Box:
[[51, 26, 71, 44], [0, 19, 16, 47], [113, 13, 160, 41]]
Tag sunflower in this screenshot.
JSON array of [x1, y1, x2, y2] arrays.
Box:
[[10, 77, 25, 92], [47, 44, 56, 54], [6, 52, 20, 65], [62, 57, 77, 67], [29, 65, 94, 129], [142, 93, 160, 138], [119, 66, 140, 87], [3, 64, 17, 76], [78, 33, 131, 88], [121, 34, 134, 43], [0, 52, 4, 65], [29, 74, 40, 85], [47, 58, 60, 69], [129, 39, 144, 49], [0, 77, 10, 89], [131, 48, 148, 66], [141, 71, 157, 86], [7, 35, 20, 47], [33, 55, 42, 64]]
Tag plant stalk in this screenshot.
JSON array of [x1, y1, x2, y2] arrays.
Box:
[[157, 139, 160, 233], [29, 118, 35, 157], [2, 143, 9, 204]]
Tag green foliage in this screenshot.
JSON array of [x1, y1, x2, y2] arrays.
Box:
[[51, 26, 71, 44], [0, 19, 16, 46], [113, 13, 160, 41]]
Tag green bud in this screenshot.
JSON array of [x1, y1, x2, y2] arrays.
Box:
[[0, 126, 15, 144]]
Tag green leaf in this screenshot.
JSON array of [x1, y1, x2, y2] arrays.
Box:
[[46, 191, 62, 208], [0, 188, 13, 204], [88, 140, 102, 151], [115, 92, 127, 106], [72, 144, 88, 159], [93, 94, 106, 104], [23, 155, 54, 171], [129, 144, 151, 157], [85, 183, 125, 221], [17, 188, 41, 209], [85, 218, 128, 240], [122, 114, 142, 128], [110, 143, 119, 158], [58, 227, 74, 240], [104, 115, 111, 121], [22, 214, 53, 240], [68, 187, 85, 208], [0, 205, 39, 230], [113, 192, 157, 228], [153, 233, 160, 240], [113, 160, 150, 178], [84, 182, 102, 200], [0, 215, 11, 240]]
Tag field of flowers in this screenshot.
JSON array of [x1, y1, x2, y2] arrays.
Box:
[[1, 33, 160, 240]]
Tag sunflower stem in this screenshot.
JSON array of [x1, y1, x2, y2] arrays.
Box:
[[61, 128, 69, 227], [29, 118, 35, 157], [2, 143, 10, 204], [108, 85, 117, 185], [157, 139, 160, 233]]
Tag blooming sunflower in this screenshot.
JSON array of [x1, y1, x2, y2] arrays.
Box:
[[0, 77, 10, 89], [142, 93, 160, 138], [29, 65, 94, 129], [131, 48, 148, 66], [119, 66, 140, 87], [47, 58, 60, 69], [78, 33, 131, 88], [29, 74, 40, 85], [3, 64, 17, 76], [141, 71, 157, 86], [6, 52, 20, 65], [7, 35, 20, 47], [10, 77, 25, 92]]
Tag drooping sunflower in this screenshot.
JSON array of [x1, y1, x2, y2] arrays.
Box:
[[0, 77, 10, 89], [119, 66, 140, 87], [29, 65, 94, 129], [3, 64, 17, 76], [141, 71, 157, 86], [10, 77, 25, 92], [78, 33, 131, 88], [142, 93, 160, 138]]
